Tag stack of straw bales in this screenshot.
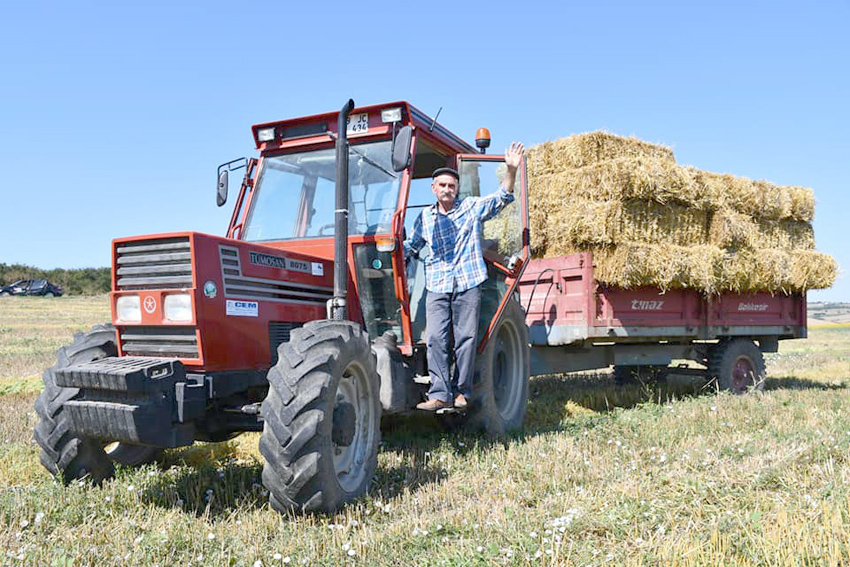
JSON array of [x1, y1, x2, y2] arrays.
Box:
[[520, 131, 836, 294]]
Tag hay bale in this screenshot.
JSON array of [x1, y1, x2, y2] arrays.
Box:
[[708, 210, 815, 250], [618, 199, 709, 247], [790, 251, 838, 290], [693, 171, 815, 222], [526, 131, 675, 176], [707, 208, 757, 249], [535, 157, 701, 207], [715, 248, 837, 293], [482, 200, 522, 256], [787, 186, 816, 222], [716, 248, 794, 294], [545, 199, 620, 247], [758, 219, 816, 251], [590, 243, 724, 293], [547, 244, 837, 294], [521, 133, 832, 293], [540, 198, 709, 249]]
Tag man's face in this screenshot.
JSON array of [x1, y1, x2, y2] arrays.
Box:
[[431, 174, 458, 209]]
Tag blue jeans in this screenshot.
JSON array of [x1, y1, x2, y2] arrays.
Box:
[[425, 285, 481, 402]]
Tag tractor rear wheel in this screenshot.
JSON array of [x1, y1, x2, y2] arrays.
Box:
[[469, 299, 530, 436], [709, 338, 765, 394], [34, 325, 117, 484], [260, 320, 381, 513]]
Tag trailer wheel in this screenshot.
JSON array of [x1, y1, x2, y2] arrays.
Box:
[[709, 339, 765, 394], [34, 325, 118, 484], [469, 299, 530, 436], [260, 320, 381, 513]]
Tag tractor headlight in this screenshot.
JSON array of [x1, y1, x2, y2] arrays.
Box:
[[381, 107, 402, 123], [116, 295, 141, 322], [164, 293, 193, 322], [257, 127, 276, 142]]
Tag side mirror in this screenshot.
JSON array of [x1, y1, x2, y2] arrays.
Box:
[[217, 170, 228, 207], [391, 125, 413, 172]]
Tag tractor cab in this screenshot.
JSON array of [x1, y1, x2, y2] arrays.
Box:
[[221, 101, 529, 358]]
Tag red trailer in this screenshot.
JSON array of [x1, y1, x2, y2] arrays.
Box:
[[518, 252, 806, 391]]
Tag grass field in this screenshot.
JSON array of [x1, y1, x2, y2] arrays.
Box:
[[2, 295, 850, 566]]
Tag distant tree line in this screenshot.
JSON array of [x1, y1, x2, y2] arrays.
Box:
[[0, 263, 110, 295]]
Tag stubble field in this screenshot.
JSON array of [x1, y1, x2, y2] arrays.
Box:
[[1, 295, 849, 566]]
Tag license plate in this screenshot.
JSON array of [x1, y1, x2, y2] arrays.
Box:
[[347, 112, 369, 134]]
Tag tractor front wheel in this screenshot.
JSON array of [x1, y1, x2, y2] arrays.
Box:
[[34, 325, 117, 484], [34, 325, 163, 483], [260, 320, 381, 513]]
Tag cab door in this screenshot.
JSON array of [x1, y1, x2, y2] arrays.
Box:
[[456, 154, 529, 350]]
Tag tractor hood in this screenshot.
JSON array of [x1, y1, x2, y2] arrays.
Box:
[[109, 232, 334, 371]]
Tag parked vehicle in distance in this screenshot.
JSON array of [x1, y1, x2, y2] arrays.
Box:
[[0, 279, 63, 297], [0, 280, 27, 295]]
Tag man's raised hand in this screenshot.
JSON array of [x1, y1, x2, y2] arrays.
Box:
[[505, 142, 525, 171]]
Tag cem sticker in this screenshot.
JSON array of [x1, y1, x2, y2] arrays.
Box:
[[226, 300, 258, 317], [203, 281, 217, 299], [312, 262, 324, 276]]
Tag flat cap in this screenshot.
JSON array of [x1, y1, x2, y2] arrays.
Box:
[[432, 167, 459, 180]]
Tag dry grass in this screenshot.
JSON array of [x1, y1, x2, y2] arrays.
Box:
[[3, 299, 850, 566], [0, 294, 110, 388]]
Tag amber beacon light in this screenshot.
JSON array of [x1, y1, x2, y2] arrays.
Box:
[[475, 127, 491, 154]]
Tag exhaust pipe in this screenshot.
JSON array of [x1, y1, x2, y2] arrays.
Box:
[[330, 99, 355, 321]]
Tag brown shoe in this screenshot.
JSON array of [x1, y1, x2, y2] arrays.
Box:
[[416, 398, 451, 411], [454, 394, 468, 409]]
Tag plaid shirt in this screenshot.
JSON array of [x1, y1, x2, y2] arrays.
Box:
[[403, 187, 515, 293]]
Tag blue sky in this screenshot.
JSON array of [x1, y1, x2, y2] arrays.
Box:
[[1, 1, 847, 301]]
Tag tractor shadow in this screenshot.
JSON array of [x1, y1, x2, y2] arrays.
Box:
[[137, 442, 267, 517], [523, 371, 849, 432], [376, 372, 711, 459], [137, 432, 449, 517], [764, 376, 849, 391], [522, 371, 715, 432]]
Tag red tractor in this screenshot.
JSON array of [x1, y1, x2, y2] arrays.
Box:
[[35, 100, 531, 513]]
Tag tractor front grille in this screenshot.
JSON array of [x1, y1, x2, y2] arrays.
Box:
[[115, 237, 193, 290], [120, 326, 199, 359]]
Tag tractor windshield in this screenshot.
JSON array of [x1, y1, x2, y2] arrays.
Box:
[[242, 140, 400, 241]]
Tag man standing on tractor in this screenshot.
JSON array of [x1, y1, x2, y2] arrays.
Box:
[[404, 142, 525, 411]]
